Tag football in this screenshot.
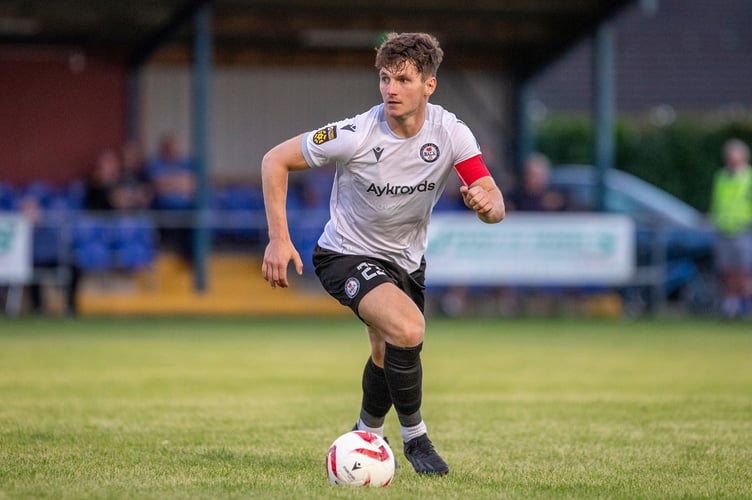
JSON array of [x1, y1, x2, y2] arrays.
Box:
[[326, 431, 395, 487]]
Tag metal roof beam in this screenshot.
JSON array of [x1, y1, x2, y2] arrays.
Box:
[[128, 0, 210, 68]]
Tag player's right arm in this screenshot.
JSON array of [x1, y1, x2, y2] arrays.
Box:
[[261, 135, 310, 288]]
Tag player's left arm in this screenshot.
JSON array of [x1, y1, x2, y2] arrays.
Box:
[[460, 176, 505, 224]]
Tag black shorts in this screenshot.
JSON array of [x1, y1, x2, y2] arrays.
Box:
[[312, 245, 426, 319]]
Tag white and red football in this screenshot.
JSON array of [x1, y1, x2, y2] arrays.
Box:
[[326, 431, 395, 487]]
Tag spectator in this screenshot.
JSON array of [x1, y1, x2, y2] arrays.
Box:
[[496, 153, 567, 316], [84, 148, 121, 211], [147, 131, 196, 261], [709, 139, 752, 318], [112, 141, 153, 211], [506, 153, 566, 212], [19, 195, 79, 315], [148, 132, 196, 210]]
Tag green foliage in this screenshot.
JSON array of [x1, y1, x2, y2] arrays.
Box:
[[535, 115, 752, 211], [1, 317, 751, 498]]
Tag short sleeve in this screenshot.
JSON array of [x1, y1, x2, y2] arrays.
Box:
[[451, 120, 482, 165], [301, 118, 360, 168]]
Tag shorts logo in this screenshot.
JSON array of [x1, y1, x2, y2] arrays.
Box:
[[420, 143, 440, 163], [313, 125, 337, 145], [344, 277, 360, 298]]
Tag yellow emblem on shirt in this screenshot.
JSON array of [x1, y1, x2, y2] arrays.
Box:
[[312, 125, 337, 145]]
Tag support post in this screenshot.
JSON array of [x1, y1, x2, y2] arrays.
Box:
[[192, 4, 212, 292], [592, 22, 616, 212], [125, 68, 140, 142], [515, 78, 535, 171]]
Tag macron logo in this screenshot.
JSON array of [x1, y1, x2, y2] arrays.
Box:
[[366, 180, 436, 197]]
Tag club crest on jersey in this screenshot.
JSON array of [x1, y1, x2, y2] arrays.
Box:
[[344, 277, 360, 298], [313, 125, 337, 145], [420, 143, 440, 163]]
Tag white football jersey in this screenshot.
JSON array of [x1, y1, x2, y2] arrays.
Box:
[[302, 103, 481, 273]]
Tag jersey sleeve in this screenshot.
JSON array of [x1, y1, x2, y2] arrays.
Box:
[[450, 120, 490, 185], [450, 120, 482, 165], [301, 117, 360, 168]]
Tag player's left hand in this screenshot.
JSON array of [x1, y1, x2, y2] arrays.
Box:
[[460, 185, 493, 215]]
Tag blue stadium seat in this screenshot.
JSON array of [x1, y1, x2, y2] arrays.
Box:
[[223, 185, 265, 210], [47, 193, 73, 212], [72, 216, 112, 246], [212, 185, 265, 242], [0, 182, 19, 211], [71, 216, 114, 270], [111, 216, 156, 270], [285, 187, 305, 211], [114, 242, 155, 271], [290, 226, 322, 275], [433, 191, 465, 212], [288, 203, 328, 275], [32, 224, 63, 265], [65, 180, 86, 210], [112, 215, 155, 248], [22, 181, 56, 209], [73, 242, 111, 271]]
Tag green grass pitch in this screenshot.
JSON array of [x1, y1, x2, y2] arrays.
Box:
[[1, 317, 751, 499]]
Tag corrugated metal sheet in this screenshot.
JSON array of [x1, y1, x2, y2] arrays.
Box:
[[534, 0, 752, 113], [140, 67, 512, 178]]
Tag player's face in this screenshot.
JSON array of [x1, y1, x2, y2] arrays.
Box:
[[379, 62, 436, 123]]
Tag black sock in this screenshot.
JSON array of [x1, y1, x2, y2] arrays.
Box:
[[360, 357, 392, 428], [383, 342, 423, 427]]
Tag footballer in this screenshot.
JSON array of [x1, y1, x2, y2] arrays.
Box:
[[261, 32, 505, 475]]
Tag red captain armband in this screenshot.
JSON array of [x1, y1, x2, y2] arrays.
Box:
[[454, 155, 491, 186]]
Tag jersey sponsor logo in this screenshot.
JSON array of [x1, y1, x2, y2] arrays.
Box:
[[344, 277, 360, 298], [372, 146, 384, 161], [366, 180, 436, 197], [420, 143, 440, 163], [341, 123, 356, 132], [312, 125, 337, 145]]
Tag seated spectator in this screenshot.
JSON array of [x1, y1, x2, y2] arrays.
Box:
[[84, 148, 121, 211], [506, 153, 566, 212], [147, 132, 197, 261], [111, 141, 153, 211]]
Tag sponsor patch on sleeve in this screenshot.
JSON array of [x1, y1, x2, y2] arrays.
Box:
[[312, 125, 338, 145]]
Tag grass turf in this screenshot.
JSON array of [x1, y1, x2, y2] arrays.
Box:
[[0, 317, 750, 499]]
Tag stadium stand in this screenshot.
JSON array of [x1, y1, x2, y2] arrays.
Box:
[[76, 252, 346, 316], [1, 175, 348, 315]]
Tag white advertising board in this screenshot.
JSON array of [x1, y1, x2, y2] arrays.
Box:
[[426, 213, 635, 286], [0, 214, 32, 284]]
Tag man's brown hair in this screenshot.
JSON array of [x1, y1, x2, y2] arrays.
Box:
[[375, 32, 444, 79]]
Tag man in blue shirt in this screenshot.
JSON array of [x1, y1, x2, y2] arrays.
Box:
[[147, 132, 196, 261]]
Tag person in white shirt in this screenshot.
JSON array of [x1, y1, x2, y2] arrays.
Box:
[[261, 32, 505, 475]]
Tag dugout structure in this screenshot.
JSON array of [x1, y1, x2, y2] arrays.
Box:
[[0, 0, 634, 290]]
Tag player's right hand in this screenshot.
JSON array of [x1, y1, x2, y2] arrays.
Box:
[[262, 238, 303, 288]]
